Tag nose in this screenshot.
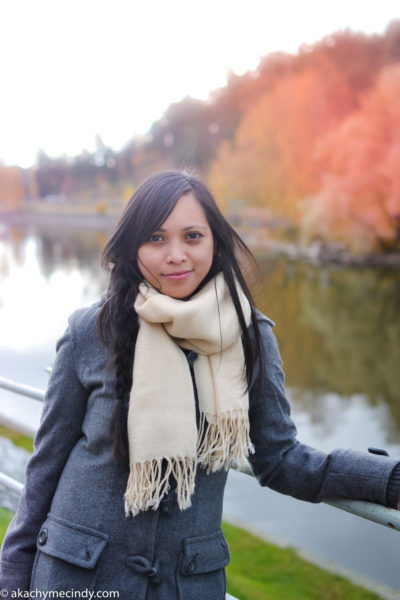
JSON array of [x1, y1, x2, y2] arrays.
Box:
[[166, 240, 187, 264]]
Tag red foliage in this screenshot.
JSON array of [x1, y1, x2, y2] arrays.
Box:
[[304, 65, 400, 252]]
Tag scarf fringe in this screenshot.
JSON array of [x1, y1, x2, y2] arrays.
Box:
[[124, 411, 253, 516], [197, 409, 254, 473], [124, 456, 196, 517]]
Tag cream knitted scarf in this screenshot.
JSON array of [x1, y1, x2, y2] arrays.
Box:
[[124, 273, 253, 517]]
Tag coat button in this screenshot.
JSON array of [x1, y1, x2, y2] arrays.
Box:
[[160, 494, 172, 515], [183, 555, 197, 574], [38, 529, 48, 545]]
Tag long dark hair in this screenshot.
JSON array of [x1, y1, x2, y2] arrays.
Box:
[[98, 170, 264, 461]]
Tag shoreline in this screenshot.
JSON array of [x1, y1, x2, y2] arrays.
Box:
[[1, 210, 400, 268], [260, 239, 400, 268], [223, 513, 400, 600], [0, 209, 119, 230]]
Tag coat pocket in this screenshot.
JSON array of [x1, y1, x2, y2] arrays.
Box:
[[177, 529, 230, 600], [31, 514, 109, 590]]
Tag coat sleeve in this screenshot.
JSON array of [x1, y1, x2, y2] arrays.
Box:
[[0, 319, 89, 591], [248, 315, 400, 505]]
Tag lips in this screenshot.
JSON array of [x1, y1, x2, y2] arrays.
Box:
[[163, 270, 193, 280]]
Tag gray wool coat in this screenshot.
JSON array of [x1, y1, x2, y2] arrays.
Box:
[[1, 300, 398, 599]]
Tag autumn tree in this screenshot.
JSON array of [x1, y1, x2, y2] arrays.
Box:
[[303, 64, 400, 253], [208, 55, 355, 222], [298, 22, 400, 100]]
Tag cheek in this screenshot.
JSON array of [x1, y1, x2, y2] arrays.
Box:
[[191, 245, 214, 278], [137, 259, 146, 280], [137, 247, 155, 276], [203, 241, 215, 270]]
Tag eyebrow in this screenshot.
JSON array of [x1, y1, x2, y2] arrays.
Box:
[[155, 225, 208, 232]]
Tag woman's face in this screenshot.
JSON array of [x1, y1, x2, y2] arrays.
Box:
[[137, 192, 214, 299]]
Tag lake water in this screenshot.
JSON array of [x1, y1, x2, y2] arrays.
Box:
[[1, 219, 400, 592]]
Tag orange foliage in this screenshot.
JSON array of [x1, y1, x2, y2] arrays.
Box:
[[208, 56, 354, 224], [303, 64, 400, 252], [0, 166, 26, 212]]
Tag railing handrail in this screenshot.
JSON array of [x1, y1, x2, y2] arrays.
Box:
[[0, 376, 45, 402], [232, 460, 400, 532], [1, 375, 400, 533], [0, 471, 24, 494]]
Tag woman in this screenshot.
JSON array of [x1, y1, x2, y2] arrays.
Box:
[[1, 170, 399, 599]]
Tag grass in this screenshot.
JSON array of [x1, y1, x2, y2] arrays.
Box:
[[0, 507, 14, 539], [0, 425, 34, 452], [223, 521, 381, 600], [0, 510, 381, 598]]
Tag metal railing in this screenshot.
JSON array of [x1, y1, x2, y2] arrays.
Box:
[[0, 376, 45, 402], [232, 460, 400, 532], [1, 375, 400, 534], [2, 375, 400, 600], [0, 471, 24, 494]]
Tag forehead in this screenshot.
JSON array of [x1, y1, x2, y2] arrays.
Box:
[[159, 192, 210, 228]]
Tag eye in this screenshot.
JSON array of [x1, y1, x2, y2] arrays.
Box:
[[149, 233, 163, 243], [186, 232, 203, 240]]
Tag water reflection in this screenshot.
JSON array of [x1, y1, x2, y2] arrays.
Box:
[[0, 225, 400, 446], [0, 225, 108, 350], [256, 256, 400, 443]]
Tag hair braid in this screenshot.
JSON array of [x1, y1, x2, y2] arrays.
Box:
[[98, 264, 140, 462]]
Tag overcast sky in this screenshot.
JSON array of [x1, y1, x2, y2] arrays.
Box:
[[1, 0, 400, 168]]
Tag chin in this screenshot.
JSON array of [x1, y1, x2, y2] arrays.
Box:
[[161, 284, 197, 300], [165, 290, 193, 300]]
